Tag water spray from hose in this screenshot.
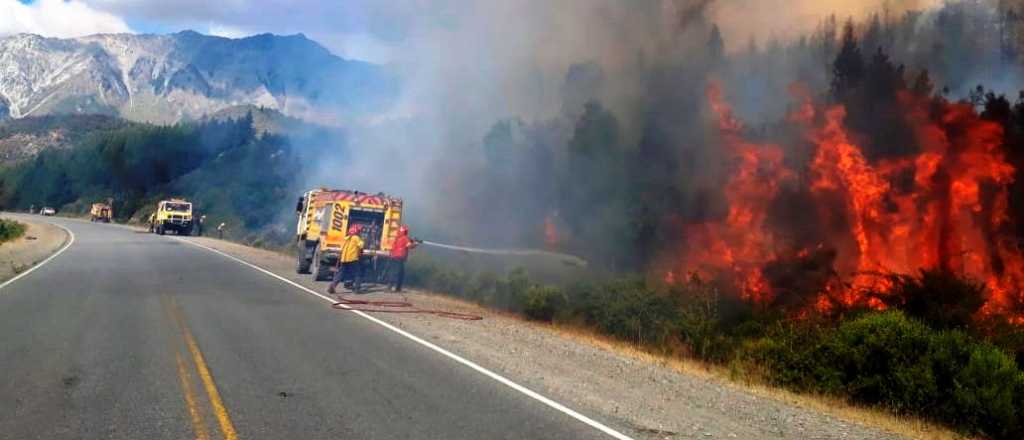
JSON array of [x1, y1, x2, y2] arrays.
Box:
[[419, 240, 588, 267]]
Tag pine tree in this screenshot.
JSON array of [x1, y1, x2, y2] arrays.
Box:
[[862, 13, 883, 55], [831, 19, 865, 100], [1003, 6, 1021, 62], [911, 69, 935, 97], [708, 24, 725, 63], [819, 14, 838, 63], [864, 47, 904, 102]]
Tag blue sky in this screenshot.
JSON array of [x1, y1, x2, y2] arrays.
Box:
[[2, 0, 941, 65]]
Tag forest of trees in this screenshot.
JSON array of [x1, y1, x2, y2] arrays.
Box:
[[0, 112, 306, 244], [450, 1, 1024, 274], [404, 5, 1024, 436]]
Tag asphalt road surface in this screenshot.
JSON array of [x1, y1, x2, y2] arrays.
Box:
[[0, 215, 623, 440]]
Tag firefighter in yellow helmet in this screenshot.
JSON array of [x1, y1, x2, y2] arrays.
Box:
[[328, 224, 365, 294]]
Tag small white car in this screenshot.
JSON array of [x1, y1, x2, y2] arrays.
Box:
[[40, 207, 56, 216]]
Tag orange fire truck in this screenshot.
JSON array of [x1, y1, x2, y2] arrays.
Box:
[[294, 188, 404, 281]]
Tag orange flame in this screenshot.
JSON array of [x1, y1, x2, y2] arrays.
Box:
[[544, 214, 559, 248], [676, 83, 795, 303], [672, 82, 1024, 322]]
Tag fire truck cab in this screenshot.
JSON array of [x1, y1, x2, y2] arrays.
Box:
[[151, 198, 193, 235], [295, 189, 404, 281], [90, 202, 113, 223]]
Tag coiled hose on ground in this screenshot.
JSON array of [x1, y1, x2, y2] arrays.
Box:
[[332, 293, 483, 320]]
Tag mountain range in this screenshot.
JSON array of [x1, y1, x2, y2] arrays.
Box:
[[0, 31, 397, 124]]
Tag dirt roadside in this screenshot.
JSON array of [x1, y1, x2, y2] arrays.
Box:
[[0, 214, 68, 283], [180, 235, 930, 440]]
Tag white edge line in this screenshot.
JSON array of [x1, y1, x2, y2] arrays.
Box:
[[175, 237, 634, 440], [0, 219, 76, 291]]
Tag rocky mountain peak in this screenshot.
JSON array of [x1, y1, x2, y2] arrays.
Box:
[[0, 31, 396, 124]]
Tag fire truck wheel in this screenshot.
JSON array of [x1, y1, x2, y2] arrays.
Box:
[[313, 250, 331, 281], [296, 246, 312, 274]]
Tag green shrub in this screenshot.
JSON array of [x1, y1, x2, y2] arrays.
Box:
[[467, 271, 499, 304], [825, 312, 938, 411], [945, 345, 1023, 438], [431, 268, 471, 298], [523, 286, 567, 322], [748, 311, 1024, 439], [745, 320, 836, 391], [874, 269, 987, 331], [404, 259, 438, 287], [0, 219, 26, 243], [927, 330, 977, 418], [569, 278, 682, 347], [673, 280, 733, 361], [984, 319, 1024, 369], [405, 261, 535, 313], [405, 262, 1024, 438], [921, 329, 1024, 439], [494, 267, 531, 312]]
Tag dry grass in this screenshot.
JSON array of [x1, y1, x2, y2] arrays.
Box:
[[410, 290, 973, 440]]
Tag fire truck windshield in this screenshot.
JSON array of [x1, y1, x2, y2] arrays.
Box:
[[165, 203, 191, 212]]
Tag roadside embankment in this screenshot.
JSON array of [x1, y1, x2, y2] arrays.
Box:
[[180, 236, 934, 440], [0, 214, 69, 283]]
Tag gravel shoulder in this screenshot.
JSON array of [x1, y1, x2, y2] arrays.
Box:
[[0, 214, 68, 283], [178, 235, 915, 440]]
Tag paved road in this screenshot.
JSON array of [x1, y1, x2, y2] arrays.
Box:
[[0, 216, 617, 439]]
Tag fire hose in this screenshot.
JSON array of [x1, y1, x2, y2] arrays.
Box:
[[328, 239, 586, 320], [418, 240, 589, 267], [332, 294, 483, 321]]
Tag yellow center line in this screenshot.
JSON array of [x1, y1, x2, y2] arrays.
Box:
[[168, 297, 240, 440], [163, 293, 212, 440], [176, 351, 212, 440]]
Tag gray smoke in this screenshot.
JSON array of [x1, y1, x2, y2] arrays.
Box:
[[298, 0, 1017, 269]]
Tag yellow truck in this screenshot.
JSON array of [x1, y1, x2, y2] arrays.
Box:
[[89, 203, 113, 223], [295, 188, 404, 281], [150, 198, 193, 235]]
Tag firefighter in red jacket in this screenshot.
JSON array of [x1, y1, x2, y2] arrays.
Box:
[[388, 225, 418, 292]]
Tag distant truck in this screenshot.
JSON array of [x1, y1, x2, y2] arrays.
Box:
[[90, 203, 113, 223], [40, 207, 56, 216], [150, 198, 193, 235], [295, 188, 404, 281]]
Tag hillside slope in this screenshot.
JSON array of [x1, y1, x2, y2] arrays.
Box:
[[0, 114, 131, 165], [0, 31, 396, 124]]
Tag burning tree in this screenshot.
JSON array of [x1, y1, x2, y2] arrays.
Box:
[[668, 77, 1024, 324]]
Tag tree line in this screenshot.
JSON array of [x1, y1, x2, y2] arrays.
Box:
[[0, 112, 300, 240]]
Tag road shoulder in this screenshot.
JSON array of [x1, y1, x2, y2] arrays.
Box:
[[178, 236, 918, 440], [0, 214, 69, 283]]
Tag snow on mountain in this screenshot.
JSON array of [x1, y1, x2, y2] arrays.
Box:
[[0, 31, 396, 124]]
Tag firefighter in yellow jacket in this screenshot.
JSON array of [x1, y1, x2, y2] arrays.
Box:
[[328, 224, 365, 294]]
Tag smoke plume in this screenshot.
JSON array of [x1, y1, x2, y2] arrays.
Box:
[[304, 0, 1021, 281]]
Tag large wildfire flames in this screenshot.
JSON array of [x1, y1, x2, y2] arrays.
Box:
[[671, 82, 1024, 322]]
